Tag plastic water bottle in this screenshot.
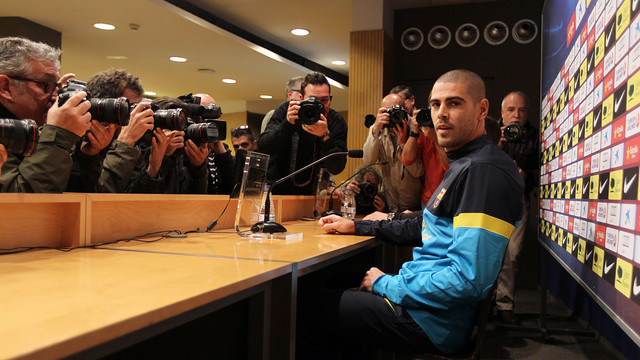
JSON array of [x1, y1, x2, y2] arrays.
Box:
[[341, 188, 356, 219], [259, 184, 276, 222]]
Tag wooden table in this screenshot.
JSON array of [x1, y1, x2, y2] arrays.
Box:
[[0, 221, 380, 359]]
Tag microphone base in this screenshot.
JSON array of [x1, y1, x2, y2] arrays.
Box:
[[251, 221, 288, 233]]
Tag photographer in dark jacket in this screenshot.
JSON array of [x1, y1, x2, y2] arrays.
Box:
[[495, 91, 539, 323], [257, 72, 348, 195]]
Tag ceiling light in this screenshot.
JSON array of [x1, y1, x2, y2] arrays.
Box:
[[169, 56, 187, 63], [222, 79, 237, 84], [94, 23, 115, 30], [144, 91, 157, 96], [331, 60, 346, 65], [105, 55, 128, 60], [291, 28, 309, 36], [260, 95, 273, 99]]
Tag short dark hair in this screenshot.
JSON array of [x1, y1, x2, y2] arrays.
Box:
[[390, 85, 414, 99], [300, 72, 330, 97], [87, 68, 144, 98], [231, 125, 255, 142], [484, 115, 501, 145]]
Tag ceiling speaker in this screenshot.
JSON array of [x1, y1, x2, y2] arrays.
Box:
[[401, 27, 424, 51], [512, 19, 538, 44], [427, 25, 451, 49], [483, 21, 509, 45], [455, 23, 479, 47]]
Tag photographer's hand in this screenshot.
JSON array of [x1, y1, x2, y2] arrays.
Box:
[[164, 130, 185, 156], [147, 128, 173, 178], [80, 120, 117, 156], [184, 139, 208, 167], [372, 107, 390, 136], [346, 180, 361, 194], [373, 195, 386, 212], [392, 119, 409, 147], [302, 114, 329, 137], [47, 91, 91, 136], [498, 125, 507, 149], [286, 100, 300, 125], [118, 103, 154, 146]]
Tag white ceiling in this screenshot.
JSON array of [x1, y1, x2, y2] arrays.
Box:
[[0, 0, 494, 114]]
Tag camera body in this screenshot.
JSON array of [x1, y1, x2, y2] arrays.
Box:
[[504, 124, 528, 143], [297, 96, 324, 125], [355, 180, 378, 207], [0, 119, 39, 156], [384, 105, 407, 128], [58, 79, 130, 126]]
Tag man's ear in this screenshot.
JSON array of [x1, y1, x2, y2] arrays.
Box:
[[0, 75, 14, 103], [478, 98, 489, 119]]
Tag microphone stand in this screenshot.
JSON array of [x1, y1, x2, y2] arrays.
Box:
[[322, 160, 388, 217], [254, 150, 363, 233]]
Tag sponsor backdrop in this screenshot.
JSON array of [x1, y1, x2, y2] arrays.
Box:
[[540, 0, 640, 342]]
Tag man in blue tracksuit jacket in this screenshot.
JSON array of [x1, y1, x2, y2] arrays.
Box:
[[297, 69, 524, 358]]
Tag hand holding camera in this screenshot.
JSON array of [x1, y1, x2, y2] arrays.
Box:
[[147, 128, 174, 178], [117, 102, 155, 146], [184, 139, 208, 167], [164, 129, 185, 156], [47, 90, 92, 137], [80, 120, 117, 156]]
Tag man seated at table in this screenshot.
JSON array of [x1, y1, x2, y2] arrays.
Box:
[[296, 69, 524, 358]]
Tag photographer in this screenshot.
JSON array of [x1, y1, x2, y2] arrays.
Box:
[[0, 37, 92, 192], [126, 96, 208, 194], [495, 91, 539, 324], [66, 68, 155, 192], [343, 167, 387, 215], [257, 72, 347, 195], [363, 93, 422, 217]]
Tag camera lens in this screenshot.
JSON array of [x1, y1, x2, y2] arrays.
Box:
[[154, 108, 187, 130], [89, 97, 130, 126], [0, 118, 39, 157], [385, 105, 407, 128], [356, 181, 378, 207], [504, 124, 525, 142], [416, 109, 434, 128], [185, 122, 221, 144], [298, 97, 323, 125]]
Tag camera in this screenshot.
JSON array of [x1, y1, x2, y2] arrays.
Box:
[[131, 98, 187, 131], [355, 180, 378, 207], [184, 119, 227, 144], [177, 93, 223, 121], [298, 96, 324, 125], [0, 119, 39, 156], [416, 108, 434, 128], [58, 79, 130, 126], [384, 105, 407, 128], [504, 124, 528, 142]]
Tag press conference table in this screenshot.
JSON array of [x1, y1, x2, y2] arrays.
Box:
[[0, 221, 380, 360]]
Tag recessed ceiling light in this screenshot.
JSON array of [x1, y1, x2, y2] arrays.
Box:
[[260, 95, 273, 99], [144, 91, 157, 96], [291, 28, 310, 36], [169, 56, 187, 63], [105, 55, 128, 60], [331, 60, 347, 65], [94, 23, 115, 30], [222, 79, 237, 84]]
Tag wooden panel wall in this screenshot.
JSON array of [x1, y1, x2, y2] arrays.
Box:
[[340, 29, 388, 183]]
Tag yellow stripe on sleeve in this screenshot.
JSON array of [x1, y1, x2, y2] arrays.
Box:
[[453, 213, 515, 239]]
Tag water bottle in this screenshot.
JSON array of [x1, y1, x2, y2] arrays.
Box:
[[259, 184, 276, 222], [341, 188, 356, 219]]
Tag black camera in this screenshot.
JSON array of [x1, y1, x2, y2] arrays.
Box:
[[504, 124, 528, 142], [384, 105, 407, 128], [298, 96, 324, 125], [0, 119, 39, 156], [355, 181, 378, 207], [416, 108, 434, 128], [58, 80, 130, 126], [184, 119, 227, 145], [154, 108, 187, 131], [177, 93, 223, 121]]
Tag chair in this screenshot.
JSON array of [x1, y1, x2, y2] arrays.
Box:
[[391, 285, 496, 360]]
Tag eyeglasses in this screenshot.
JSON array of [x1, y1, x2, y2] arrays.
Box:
[[316, 96, 332, 104], [8, 76, 62, 94]]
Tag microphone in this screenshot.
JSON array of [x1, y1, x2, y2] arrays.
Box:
[[252, 150, 364, 233], [322, 160, 388, 217]]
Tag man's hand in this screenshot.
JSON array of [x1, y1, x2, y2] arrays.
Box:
[[318, 215, 355, 234], [498, 125, 507, 149], [184, 139, 208, 167], [117, 102, 154, 146], [373, 195, 386, 212], [80, 121, 117, 156], [147, 128, 174, 178], [372, 107, 390, 136], [301, 114, 329, 137], [286, 100, 301, 125], [363, 211, 388, 221], [359, 267, 385, 292], [47, 91, 91, 136], [345, 179, 361, 194], [164, 130, 185, 156], [0, 144, 7, 175], [59, 73, 76, 87], [208, 140, 226, 154], [392, 119, 409, 147]]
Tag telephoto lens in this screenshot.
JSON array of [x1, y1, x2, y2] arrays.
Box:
[[184, 119, 226, 144], [0, 119, 39, 156], [88, 97, 130, 126], [154, 108, 187, 131]]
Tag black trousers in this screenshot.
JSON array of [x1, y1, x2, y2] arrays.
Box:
[[296, 288, 438, 359]]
